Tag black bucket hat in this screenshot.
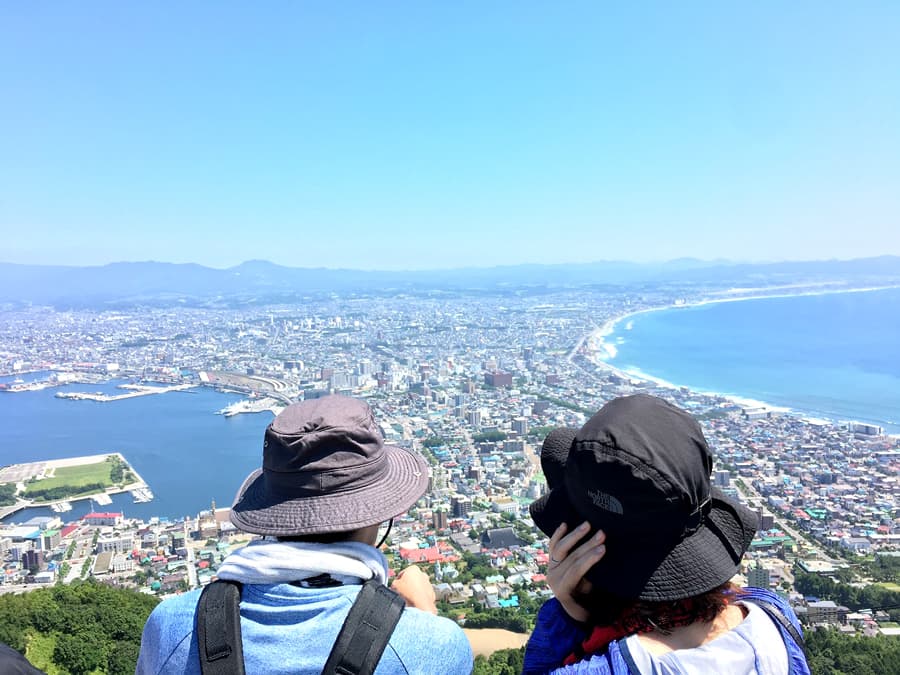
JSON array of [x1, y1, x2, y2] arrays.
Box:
[[231, 395, 429, 536], [529, 394, 757, 602]]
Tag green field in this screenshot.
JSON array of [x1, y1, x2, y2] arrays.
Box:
[[23, 458, 119, 502]]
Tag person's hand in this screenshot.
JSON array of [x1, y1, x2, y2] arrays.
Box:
[[391, 565, 437, 614], [547, 522, 606, 623]]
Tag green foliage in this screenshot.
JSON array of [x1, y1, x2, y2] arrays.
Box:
[[861, 555, 900, 583], [795, 568, 900, 619], [0, 579, 158, 674], [25, 461, 115, 501], [422, 436, 447, 448], [54, 630, 107, 675], [0, 482, 17, 506], [473, 647, 525, 675], [527, 425, 555, 441], [536, 394, 592, 414], [464, 608, 532, 633], [806, 628, 900, 674], [26, 482, 107, 503]]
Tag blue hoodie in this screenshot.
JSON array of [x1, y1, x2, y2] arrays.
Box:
[[136, 581, 473, 675]]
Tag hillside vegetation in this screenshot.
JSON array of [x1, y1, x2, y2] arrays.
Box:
[[0, 580, 158, 674]]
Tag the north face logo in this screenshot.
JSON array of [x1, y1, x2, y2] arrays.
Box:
[[587, 489, 624, 514]]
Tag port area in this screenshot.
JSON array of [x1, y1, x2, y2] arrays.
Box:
[[0, 453, 151, 520], [55, 382, 196, 402], [216, 396, 284, 417]]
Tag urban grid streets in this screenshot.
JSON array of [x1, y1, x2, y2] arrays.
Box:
[[1, 285, 898, 636]]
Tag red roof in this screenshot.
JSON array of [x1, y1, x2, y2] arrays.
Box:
[[84, 512, 123, 519], [60, 524, 79, 538], [399, 547, 443, 564]]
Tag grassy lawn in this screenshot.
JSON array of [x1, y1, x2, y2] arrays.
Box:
[[25, 632, 64, 675], [877, 582, 900, 592], [24, 460, 114, 500], [26, 631, 104, 675]]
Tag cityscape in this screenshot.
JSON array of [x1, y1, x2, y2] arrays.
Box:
[[2, 278, 898, 644]]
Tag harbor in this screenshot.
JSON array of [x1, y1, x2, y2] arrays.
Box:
[[55, 382, 197, 402], [0, 452, 153, 521]]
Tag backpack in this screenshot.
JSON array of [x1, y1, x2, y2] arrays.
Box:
[[196, 579, 406, 675]]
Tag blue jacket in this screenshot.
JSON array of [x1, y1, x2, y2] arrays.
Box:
[[136, 582, 473, 675], [523, 587, 809, 675]]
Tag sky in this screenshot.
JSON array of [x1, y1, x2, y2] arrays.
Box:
[[1, 2, 899, 270]]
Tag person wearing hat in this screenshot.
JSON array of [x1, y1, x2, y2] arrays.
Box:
[[137, 395, 472, 675], [523, 395, 809, 675]]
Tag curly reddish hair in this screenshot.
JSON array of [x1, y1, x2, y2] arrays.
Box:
[[582, 582, 742, 635]]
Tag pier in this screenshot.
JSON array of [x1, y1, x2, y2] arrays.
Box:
[[56, 383, 196, 402]]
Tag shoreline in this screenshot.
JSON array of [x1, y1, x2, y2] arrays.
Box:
[[0, 452, 152, 521], [586, 284, 900, 435]]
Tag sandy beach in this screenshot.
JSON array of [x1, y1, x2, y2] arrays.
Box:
[[582, 284, 900, 422]]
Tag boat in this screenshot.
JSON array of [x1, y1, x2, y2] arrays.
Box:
[[131, 487, 154, 503]]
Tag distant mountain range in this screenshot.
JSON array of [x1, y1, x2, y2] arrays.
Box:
[[2, 256, 900, 308]]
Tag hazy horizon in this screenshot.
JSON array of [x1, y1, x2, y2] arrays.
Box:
[[5, 253, 900, 274], [3, 4, 899, 269]]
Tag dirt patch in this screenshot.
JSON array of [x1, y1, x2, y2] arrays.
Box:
[[464, 628, 529, 657]]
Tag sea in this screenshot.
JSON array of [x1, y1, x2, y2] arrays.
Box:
[[3, 287, 899, 524], [603, 287, 900, 434], [0, 374, 272, 523]]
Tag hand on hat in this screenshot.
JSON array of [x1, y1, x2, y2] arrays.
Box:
[[547, 522, 606, 623], [392, 565, 438, 615]]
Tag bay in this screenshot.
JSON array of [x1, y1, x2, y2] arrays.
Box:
[[0, 379, 272, 522], [605, 287, 900, 433]]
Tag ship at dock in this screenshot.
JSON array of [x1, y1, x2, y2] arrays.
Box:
[[131, 487, 154, 503]]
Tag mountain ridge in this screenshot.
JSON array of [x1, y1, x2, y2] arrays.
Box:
[[3, 256, 899, 307]]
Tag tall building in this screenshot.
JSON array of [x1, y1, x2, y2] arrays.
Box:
[[466, 409, 482, 427], [433, 510, 448, 530], [451, 495, 472, 518], [484, 371, 513, 388], [512, 417, 528, 435], [747, 561, 770, 589]]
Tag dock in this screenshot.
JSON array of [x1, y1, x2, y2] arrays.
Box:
[[55, 383, 196, 402]]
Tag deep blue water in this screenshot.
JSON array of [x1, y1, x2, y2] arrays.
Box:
[[605, 288, 900, 433], [0, 379, 273, 523]]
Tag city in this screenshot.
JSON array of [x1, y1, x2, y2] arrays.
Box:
[[2, 283, 898, 645]]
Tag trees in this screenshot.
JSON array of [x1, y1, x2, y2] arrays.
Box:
[[806, 629, 900, 674], [473, 647, 525, 675], [0, 482, 17, 506], [794, 568, 900, 620], [0, 579, 158, 674]]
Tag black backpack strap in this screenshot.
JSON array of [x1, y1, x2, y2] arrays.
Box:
[[745, 598, 808, 660], [322, 579, 406, 675], [197, 580, 246, 675]]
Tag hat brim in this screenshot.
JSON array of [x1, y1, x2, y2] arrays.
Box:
[[530, 485, 757, 601], [230, 444, 429, 536]]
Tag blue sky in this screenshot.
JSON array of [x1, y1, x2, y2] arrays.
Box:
[[2, 3, 898, 269]]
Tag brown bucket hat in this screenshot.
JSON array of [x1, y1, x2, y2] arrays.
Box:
[[231, 395, 429, 536]]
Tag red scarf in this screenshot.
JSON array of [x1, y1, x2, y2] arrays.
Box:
[[562, 625, 632, 666]]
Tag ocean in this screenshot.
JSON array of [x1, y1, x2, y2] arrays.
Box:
[[3, 287, 899, 523], [603, 287, 900, 433], [0, 376, 272, 523]]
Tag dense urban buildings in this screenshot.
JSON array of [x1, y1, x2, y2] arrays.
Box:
[[1, 286, 898, 637]]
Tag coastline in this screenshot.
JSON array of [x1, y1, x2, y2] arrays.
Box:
[[585, 284, 900, 434]]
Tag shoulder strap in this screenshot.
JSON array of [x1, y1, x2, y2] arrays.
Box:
[[745, 598, 808, 661], [197, 580, 246, 675], [322, 579, 406, 675]]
